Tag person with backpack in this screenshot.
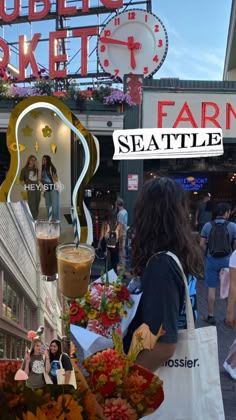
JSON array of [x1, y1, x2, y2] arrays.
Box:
[[98, 209, 123, 273], [200, 202, 236, 325]]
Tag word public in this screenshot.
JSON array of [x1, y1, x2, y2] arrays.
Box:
[[0, 0, 123, 80], [113, 128, 223, 160]]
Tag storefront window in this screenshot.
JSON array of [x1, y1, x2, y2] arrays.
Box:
[[0, 333, 4, 359], [2, 279, 20, 324], [2, 277, 7, 314], [24, 303, 32, 330], [16, 339, 22, 360], [6, 335, 11, 359], [0, 333, 30, 359], [10, 336, 17, 360]]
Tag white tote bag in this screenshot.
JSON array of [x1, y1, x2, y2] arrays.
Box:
[[142, 252, 225, 420], [56, 354, 77, 389]]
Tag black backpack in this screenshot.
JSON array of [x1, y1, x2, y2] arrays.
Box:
[[106, 224, 118, 248], [208, 221, 231, 257]]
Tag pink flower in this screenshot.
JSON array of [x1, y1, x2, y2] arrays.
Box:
[[27, 331, 37, 339], [102, 397, 138, 420]]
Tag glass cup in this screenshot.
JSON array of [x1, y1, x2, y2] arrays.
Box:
[[35, 220, 60, 279], [56, 243, 95, 298]]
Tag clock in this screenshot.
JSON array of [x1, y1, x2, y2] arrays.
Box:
[[97, 9, 168, 80]]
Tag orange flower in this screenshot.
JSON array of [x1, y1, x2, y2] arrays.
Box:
[[7, 394, 21, 408], [40, 401, 61, 418], [56, 394, 83, 420], [22, 408, 49, 420], [128, 393, 144, 404], [83, 390, 99, 419]]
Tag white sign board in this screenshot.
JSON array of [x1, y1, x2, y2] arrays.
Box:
[[128, 174, 139, 190], [113, 128, 223, 160]]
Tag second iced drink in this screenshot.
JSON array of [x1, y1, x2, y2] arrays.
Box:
[[56, 243, 95, 298]]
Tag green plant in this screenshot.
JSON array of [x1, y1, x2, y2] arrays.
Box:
[[33, 78, 55, 95], [0, 80, 10, 96], [92, 86, 112, 101]]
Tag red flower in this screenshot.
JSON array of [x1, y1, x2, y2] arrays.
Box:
[[100, 313, 121, 327], [70, 302, 86, 324], [116, 286, 130, 302], [99, 381, 117, 397]]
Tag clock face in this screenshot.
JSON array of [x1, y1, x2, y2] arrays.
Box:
[[97, 9, 168, 80]]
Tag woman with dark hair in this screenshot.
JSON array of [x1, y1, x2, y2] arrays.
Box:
[[41, 155, 60, 220], [97, 209, 123, 273], [20, 155, 41, 219], [123, 177, 204, 371], [22, 338, 50, 389], [49, 339, 73, 384]]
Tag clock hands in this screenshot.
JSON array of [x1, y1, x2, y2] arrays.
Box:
[[99, 35, 141, 69], [127, 36, 139, 70], [99, 36, 130, 46]]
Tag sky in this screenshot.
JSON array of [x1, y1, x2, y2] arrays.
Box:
[[1, 0, 233, 83], [153, 0, 232, 80]]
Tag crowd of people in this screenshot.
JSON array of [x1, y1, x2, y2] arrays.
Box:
[[15, 176, 236, 415], [94, 181, 236, 382], [20, 154, 60, 221], [95, 181, 236, 382]]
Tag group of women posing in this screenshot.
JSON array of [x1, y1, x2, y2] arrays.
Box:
[[22, 338, 72, 389], [20, 154, 60, 221]]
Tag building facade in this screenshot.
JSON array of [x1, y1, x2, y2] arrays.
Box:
[[0, 201, 64, 359]]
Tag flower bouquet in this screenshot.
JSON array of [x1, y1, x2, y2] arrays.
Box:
[[0, 359, 103, 420], [68, 270, 142, 358], [83, 330, 165, 420], [70, 273, 133, 338]]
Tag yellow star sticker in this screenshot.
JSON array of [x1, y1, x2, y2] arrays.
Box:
[[22, 125, 33, 136], [30, 110, 42, 119], [42, 125, 52, 137]]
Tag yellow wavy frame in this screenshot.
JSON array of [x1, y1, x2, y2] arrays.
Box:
[[0, 96, 99, 244]]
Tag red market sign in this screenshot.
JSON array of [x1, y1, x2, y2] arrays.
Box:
[[142, 92, 236, 137], [128, 174, 139, 190], [0, 0, 123, 80], [0, 1, 123, 21]]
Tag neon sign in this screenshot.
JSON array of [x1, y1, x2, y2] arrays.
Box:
[[174, 176, 208, 191]]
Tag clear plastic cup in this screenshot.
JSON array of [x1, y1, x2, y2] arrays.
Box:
[[56, 243, 95, 298], [35, 220, 60, 278]]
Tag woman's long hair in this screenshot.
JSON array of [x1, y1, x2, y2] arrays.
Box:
[[42, 155, 57, 175], [107, 209, 118, 230], [23, 155, 37, 175], [131, 177, 204, 277], [49, 339, 62, 363]]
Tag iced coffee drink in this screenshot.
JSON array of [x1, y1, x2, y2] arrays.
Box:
[[35, 220, 60, 278], [56, 243, 95, 298]]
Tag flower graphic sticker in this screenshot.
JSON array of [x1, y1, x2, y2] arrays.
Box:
[[42, 125, 52, 137]]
